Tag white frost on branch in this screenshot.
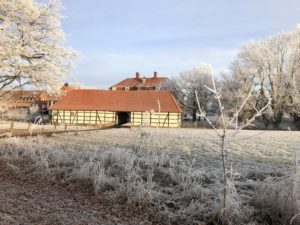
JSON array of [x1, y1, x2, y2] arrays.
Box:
[[0, 0, 78, 94], [230, 25, 300, 127], [169, 64, 216, 121]]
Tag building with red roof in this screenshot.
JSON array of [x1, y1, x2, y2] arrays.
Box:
[[110, 72, 169, 91], [3, 83, 77, 114], [49, 89, 182, 127], [6, 90, 54, 111]]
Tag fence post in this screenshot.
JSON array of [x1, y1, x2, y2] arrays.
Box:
[[9, 121, 14, 133], [27, 122, 33, 136]]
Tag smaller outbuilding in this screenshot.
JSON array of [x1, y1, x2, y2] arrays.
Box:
[[49, 90, 182, 128], [5, 90, 55, 111]]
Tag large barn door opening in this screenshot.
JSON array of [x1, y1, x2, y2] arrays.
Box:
[[117, 112, 131, 125]]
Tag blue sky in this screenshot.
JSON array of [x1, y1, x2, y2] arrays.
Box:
[[61, 0, 300, 88]]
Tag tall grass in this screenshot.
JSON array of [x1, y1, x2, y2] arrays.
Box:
[[0, 130, 298, 225], [0, 134, 255, 225]]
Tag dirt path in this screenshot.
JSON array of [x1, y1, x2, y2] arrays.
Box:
[[0, 162, 152, 225]]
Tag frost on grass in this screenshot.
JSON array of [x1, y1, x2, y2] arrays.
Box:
[[0, 128, 299, 225]]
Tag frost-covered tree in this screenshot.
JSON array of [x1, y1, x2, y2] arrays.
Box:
[[230, 25, 300, 128], [220, 70, 270, 127], [0, 0, 77, 95], [169, 64, 215, 121]]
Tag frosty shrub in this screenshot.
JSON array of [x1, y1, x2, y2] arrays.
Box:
[[252, 176, 299, 225]]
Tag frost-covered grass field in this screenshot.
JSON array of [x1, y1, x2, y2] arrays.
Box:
[[0, 127, 300, 225]]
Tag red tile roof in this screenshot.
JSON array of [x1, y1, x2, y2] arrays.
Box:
[[8, 90, 44, 100], [7, 90, 57, 101], [49, 90, 182, 113], [111, 76, 169, 88]]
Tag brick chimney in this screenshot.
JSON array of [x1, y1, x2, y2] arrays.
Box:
[[154, 71, 158, 79], [136, 72, 140, 80]]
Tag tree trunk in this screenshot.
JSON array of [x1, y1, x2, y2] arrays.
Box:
[[220, 134, 227, 224], [272, 111, 283, 129], [291, 113, 300, 130], [192, 108, 197, 122], [261, 115, 270, 129], [271, 99, 283, 129]]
